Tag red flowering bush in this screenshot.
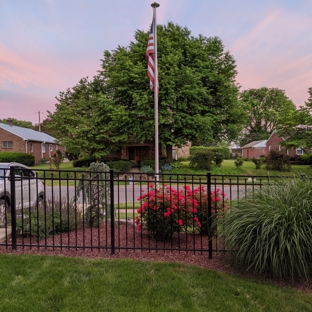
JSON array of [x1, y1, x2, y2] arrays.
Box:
[[135, 184, 228, 241]]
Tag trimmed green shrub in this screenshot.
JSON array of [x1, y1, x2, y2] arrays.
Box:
[[251, 157, 265, 169], [190, 146, 230, 160], [220, 178, 312, 280], [299, 153, 312, 165], [234, 156, 244, 168], [0, 152, 35, 166], [214, 152, 224, 167], [73, 157, 96, 167], [140, 166, 154, 173], [266, 150, 291, 171], [140, 159, 155, 169], [171, 161, 183, 169], [189, 151, 215, 171], [140, 158, 169, 169], [161, 163, 172, 171], [106, 160, 132, 172]]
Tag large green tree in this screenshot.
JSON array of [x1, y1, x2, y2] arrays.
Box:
[[100, 22, 243, 161], [48, 22, 244, 161], [238, 87, 297, 146], [277, 87, 312, 150], [0, 118, 33, 129], [47, 77, 131, 159]]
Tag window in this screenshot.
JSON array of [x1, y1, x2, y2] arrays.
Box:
[[2, 141, 13, 148], [296, 148, 303, 155], [56, 145, 58, 151], [30, 142, 33, 152], [42, 143, 45, 153]]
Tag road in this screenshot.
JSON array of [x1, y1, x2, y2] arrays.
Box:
[[44, 184, 251, 204]]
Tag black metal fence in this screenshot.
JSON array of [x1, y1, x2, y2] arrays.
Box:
[[0, 167, 283, 258]]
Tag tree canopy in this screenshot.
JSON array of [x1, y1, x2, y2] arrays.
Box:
[[277, 87, 312, 150], [238, 87, 297, 146], [0, 118, 33, 129], [48, 22, 244, 160]]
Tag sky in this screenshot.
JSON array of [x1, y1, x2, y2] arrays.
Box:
[[1, 0, 311, 124]]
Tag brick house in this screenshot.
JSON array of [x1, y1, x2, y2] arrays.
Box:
[[242, 132, 308, 159], [241, 140, 267, 159], [266, 131, 306, 157], [103, 139, 191, 164], [0, 121, 65, 163]]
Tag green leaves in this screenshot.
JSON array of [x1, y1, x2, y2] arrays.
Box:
[[221, 178, 312, 280], [49, 22, 244, 159], [239, 87, 297, 146]]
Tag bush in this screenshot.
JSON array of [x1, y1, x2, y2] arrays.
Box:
[[220, 178, 312, 280], [214, 152, 224, 167], [140, 166, 154, 174], [0, 152, 35, 166], [234, 156, 244, 168], [38, 158, 48, 165], [266, 150, 291, 171], [299, 153, 312, 165], [106, 160, 132, 172], [16, 198, 83, 240], [251, 157, 265, 169], [135, 184, 228, 241], [73, 157, 96, 168], [161, 163, 172, 171], [190, 146, 230, 160], [189, 151, 215, 171], [171, 161, 183, 169], [140, 159, 155, 169]]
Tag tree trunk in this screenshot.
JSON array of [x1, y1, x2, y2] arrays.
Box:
[[166, 145, 173, 163]]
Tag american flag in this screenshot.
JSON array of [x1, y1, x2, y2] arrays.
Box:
[[146, 21, 156, 91]]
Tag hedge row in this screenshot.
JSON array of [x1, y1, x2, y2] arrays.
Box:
[[0, 152, 35, 166], [73, 158, 133, 172], [190, 146, 230, 160]]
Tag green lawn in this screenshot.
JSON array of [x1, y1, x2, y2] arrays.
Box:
[[31, 160, 312, 188], [0, 254, 311, 312], [180, 159, 312, 177]]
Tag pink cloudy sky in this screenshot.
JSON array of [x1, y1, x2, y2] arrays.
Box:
[[1, 0, 311, 124]]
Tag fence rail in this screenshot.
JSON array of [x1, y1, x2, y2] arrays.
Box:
[[0, 168, 296, 259]]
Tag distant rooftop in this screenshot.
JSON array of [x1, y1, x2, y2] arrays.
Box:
[[242, 140, 267, 149], [0, 122, 57, 143]]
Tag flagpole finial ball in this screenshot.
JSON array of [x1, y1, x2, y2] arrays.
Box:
[[151, 2, 160, 8]]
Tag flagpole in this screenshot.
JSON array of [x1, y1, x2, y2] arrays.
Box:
[[151, 2, 160, 182]]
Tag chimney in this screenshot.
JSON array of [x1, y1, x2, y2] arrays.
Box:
[[7, 118, 12, 126]]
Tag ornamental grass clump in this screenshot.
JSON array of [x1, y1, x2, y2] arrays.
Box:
[[135, 184, 228, 241], [220, 178, 312, 281]]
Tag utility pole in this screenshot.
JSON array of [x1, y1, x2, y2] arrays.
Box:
[[38, 111, 41, 132]]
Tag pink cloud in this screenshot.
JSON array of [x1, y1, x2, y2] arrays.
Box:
[[230, 7, 312, 106]]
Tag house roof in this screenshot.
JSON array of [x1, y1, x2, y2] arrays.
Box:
[[242, 140, 267, 149], [0, 122, 57, 144]]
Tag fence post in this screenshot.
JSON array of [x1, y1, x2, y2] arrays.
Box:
[[10, 166, 17, 250], [110, 169, 115, 254], [207, 172, 212, 259]]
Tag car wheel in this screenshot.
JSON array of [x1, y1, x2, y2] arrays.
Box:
[[0, 199, 9, 228]]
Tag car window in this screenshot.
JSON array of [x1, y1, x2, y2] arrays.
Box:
[[22, 169, 35, 178], [0, 169, 5, 180], [14, 169, 23, 176]]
